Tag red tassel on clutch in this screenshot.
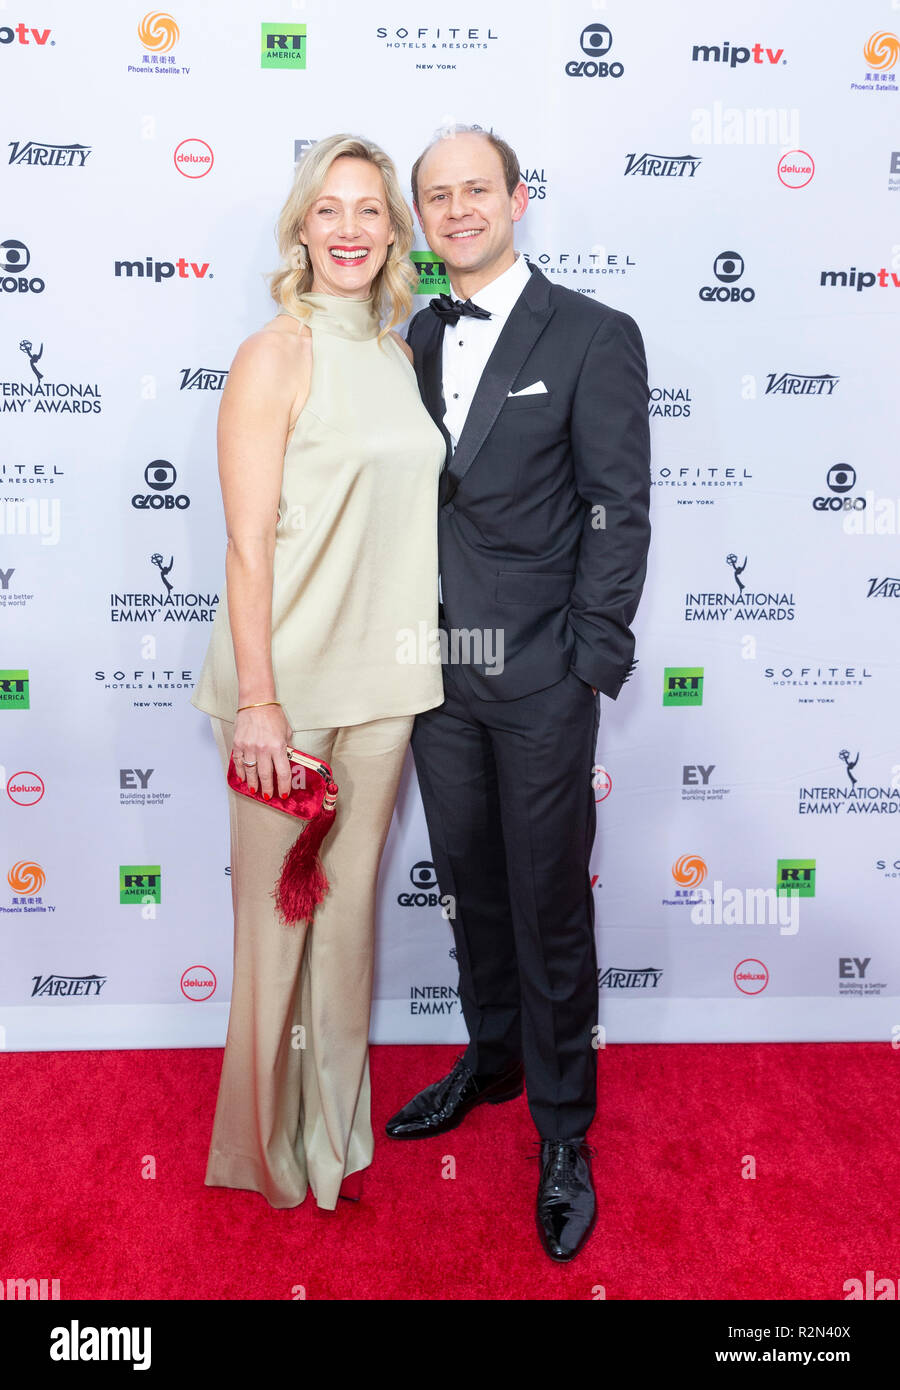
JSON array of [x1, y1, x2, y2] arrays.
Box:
[[274, 781, 338, 925], [226, 747, 339, 927]]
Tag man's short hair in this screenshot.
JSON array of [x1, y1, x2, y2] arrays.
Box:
[[410, 124, 522, 207]]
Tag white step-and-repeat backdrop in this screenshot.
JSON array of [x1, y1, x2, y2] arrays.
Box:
[[2, 1, 898, 1050]]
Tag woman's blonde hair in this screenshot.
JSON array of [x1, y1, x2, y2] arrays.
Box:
[[270, 134, 418, 337]]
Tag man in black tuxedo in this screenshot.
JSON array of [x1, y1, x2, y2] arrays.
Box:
[[385, 126, 651, 1262]]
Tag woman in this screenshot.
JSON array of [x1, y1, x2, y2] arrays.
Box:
[[190, 134, 445, 1210]]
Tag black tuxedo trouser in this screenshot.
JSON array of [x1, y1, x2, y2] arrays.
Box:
[[410, 641, 601, 1140]]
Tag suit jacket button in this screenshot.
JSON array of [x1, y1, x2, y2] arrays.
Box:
[[443, 502, 455, 515]]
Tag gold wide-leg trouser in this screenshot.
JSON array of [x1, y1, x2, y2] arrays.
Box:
[[205, 712, 414, 1210]]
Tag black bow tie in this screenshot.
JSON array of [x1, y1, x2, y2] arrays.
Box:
[[429, 293, 492, 327]]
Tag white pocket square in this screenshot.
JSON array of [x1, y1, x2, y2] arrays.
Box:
[[507, 380, 548, 397]]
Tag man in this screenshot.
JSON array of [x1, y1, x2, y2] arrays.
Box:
[[386, 126, 651, 1262]]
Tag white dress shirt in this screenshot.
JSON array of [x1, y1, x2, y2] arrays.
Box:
[[441, 252, 532, 449]]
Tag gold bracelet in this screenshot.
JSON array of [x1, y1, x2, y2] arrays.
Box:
[[236, 700, 282, 712]]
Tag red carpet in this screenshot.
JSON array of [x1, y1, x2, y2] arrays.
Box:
[[1, 1043, 895, 1300]]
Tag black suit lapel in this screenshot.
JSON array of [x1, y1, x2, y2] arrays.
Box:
[[441, 265, 554, 505], [413, 309, 452, 470]]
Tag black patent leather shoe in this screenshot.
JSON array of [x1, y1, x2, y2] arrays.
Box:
[[535, 1139, 596, 1262], [385, 1055, 523, 1138]]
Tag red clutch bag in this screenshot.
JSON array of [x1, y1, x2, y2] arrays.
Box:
[[226, 745, 339, 926]]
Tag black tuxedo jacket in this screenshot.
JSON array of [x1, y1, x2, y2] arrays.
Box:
[[407, 262, 651, 701]]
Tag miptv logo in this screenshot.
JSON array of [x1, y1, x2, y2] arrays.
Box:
[[173, 139, 213, 178]]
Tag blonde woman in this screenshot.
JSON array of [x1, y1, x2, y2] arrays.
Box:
[[191, 135, 445, 1210]]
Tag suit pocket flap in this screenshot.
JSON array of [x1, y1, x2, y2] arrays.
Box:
[[502, 389, 552, 410], [496, 570, 574, 605]]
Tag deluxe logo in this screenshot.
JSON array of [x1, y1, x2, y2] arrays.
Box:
[[410, 251, 449, 294], [132, 460, 190, 511], [31, 974, 106, 998], [624, 153, 701, 177], [734, 959, 768, 994], [261, 23, 306, 69], [566, 23, 623, 78], [685, 554, 795, 622], [139, 11, 179, 52], [7, 770, 43, 805], [777, 149, 814, 188], [8, 142, 90, 168], [120, 865, 161, 904], [692, 42, 785, 67], [812, 464, 865, 513], [592, 764, 612, 801], [179, 367, 227, 390], [699, 250, 755, 303], [181, 965, 216, 1001], [777, 859, 815, 897], [7, 860, 44, 894], [0, 23, 53, 46], [2, 337, 102, 415], [109, 553, 218, 624], [598, 966, 663, 989], [864, 31, 899, 71], [173, 138, 213, 178], [0, 239, 44, 294], [820, 265, 900, 292], [765, 371, 839, 396], [664, 667, 703, 705], [0, 669, 29, 708], [114, 256, 212, 283]]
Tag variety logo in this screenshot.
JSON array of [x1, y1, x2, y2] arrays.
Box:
[[261, 23, 307, 68], [799, 751, 900, 816], [173, 138, 213, 177], [734, 959, 768, 994], [777, 149, 814, 187], [649, 386, 692, 419], [179, 366, 228, 390], [685, 554, 795, 622], [120, 865, 161, 904], [31, 974, 106, 998], [6, 770, 43, 805], [777, 859, 815, 897], [663, 667, 704, 706], [765, 370, 839, 396], [566, 23, 623, 78], [132, 460, 190, 510], [598, 966, 663, 989], [812, 464, 865, 513], [8, 141, 91, 168], [114, 256, 212, 283], [109, 554, 217, 624], [699, 250, 755, 303], [0, 22, 53, 46], [0, 669, 29, 708], [0, 239, 44, 294], [181, 966, 216, 1000], [820, 264, 900, 292], [2, 337, 102, 415], [866, 577, 900, 598], [410, 251, 449, 294], [624, 153, 701, 177], [838, 956, 886, 997], [692, 42, 785, 67]]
